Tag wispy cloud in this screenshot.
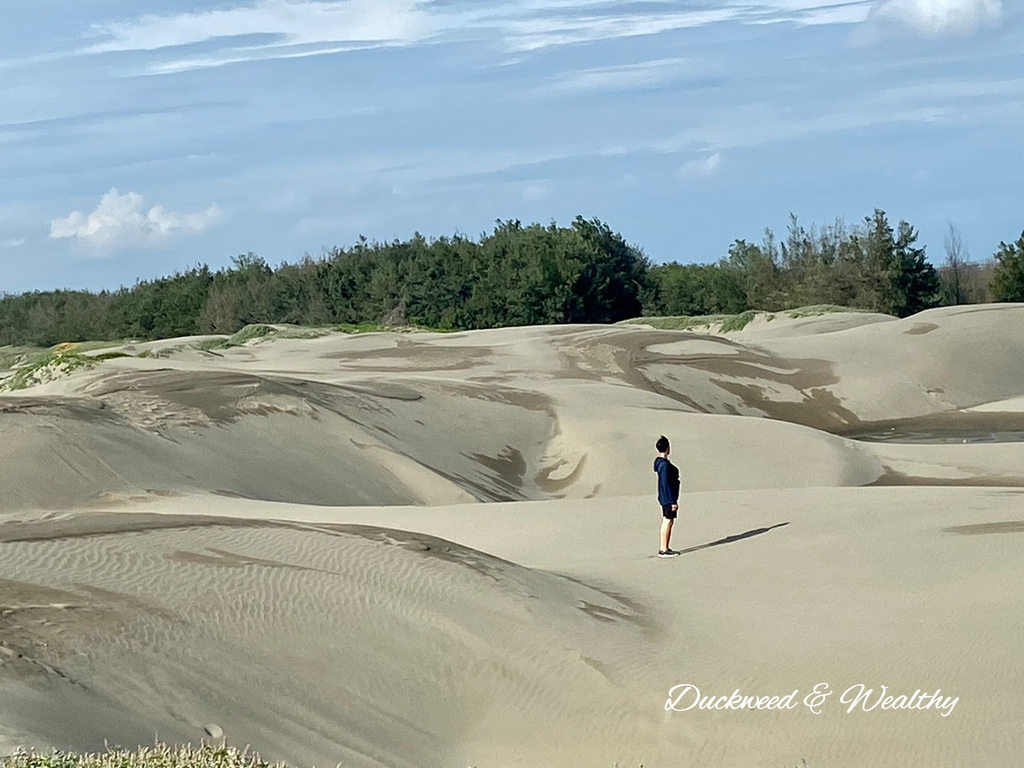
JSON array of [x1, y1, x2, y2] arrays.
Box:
[[782, 1, 873, 26], [878, 76, 1024, 102], [50, 189, 222, 256], [147, 42, 386, 75], [0, 102, 242, 138], [290, 100, 951, 191], [8, 0, 986, 82], [84, 0, 435, 73], [679, 153, 722, 178], [498, 0, 875, 49], [522, 183, 548, 201], [658, 104, 947, 154], [500, 8, 742, 51], [86, 0, 433, 53], [548, 57, 694, 94], [66, 0, 892, 76]]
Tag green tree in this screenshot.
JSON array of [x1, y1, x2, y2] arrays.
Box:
[[564, 216, 650, 323], [856, 209, 938, 317], [725, 238, 780, 310], [991, 231, 1024, 301], [198, 254, 274, 333], [890, 219, 939, 316], [648, 263, 712, 316]]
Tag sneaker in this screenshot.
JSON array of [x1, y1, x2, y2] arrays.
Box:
[[657, 549, 680, 558]]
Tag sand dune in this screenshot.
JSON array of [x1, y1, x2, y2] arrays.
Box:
[[0, 513, 657, 767], [2, 306, 1024, 766]]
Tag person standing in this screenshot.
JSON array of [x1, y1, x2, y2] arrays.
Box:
[[654, 435, 680, 558]]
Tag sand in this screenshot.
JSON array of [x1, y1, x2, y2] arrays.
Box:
[[1, 304, 1023, 766]]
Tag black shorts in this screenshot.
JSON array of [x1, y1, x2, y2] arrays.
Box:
[[662, 504, 677, 520]]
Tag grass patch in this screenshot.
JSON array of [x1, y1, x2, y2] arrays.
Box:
[[334, 322, 389, 334], [199, 322, 455, 351], [626, 305, 868, 332], [230, 324, 276, 344], [623, 314, 731, 331], [622, 312, 756, 332], [720, 310, 757, 332], [1, 341, 133, 372], [201, 324, 336, 351], [199, 335, 247, 352], [0, 744, 284, 768], [0, 352, 95, 392], [785, 304, 871, 319], [60, 340, 131, 354], [0, 346, 49, 371], [333, 322, 458, 334], [201, 326, 273, 351], [137, 344, 189, 359], [0, 344, 134, 391]]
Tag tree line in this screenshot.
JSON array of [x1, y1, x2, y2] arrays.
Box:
[[646, 211, 1018, 317], [2, 211, 1023, 348]]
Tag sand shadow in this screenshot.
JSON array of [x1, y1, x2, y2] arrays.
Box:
[[944, 520, 1024, 535], [676, 522, 790, 555]]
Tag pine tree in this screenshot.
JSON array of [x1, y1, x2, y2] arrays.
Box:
[[890, 220, 939, 317], [991, 231, 1024, 302]]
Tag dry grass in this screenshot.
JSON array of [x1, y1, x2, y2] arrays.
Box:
[[0, 744, 284, 768], [0, 743, 817, 768]]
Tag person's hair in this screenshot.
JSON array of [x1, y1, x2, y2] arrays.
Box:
[[656, 435, 670, 453]]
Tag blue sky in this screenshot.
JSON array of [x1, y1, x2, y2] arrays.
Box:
[[1, 0, 1021, 293]]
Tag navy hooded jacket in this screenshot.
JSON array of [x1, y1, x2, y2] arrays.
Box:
[[654, 456, 680, 506]]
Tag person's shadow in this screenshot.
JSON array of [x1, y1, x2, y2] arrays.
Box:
[[676, 522, 789, 555]]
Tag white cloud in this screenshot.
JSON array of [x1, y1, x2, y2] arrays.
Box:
[[549, 58, 692, 94], [50, 189, 222, 255], [868, 0, 1002, 35], [679, 153, 722, 178], [522, 183, 548, 201], [3, 237, 26, 249]]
